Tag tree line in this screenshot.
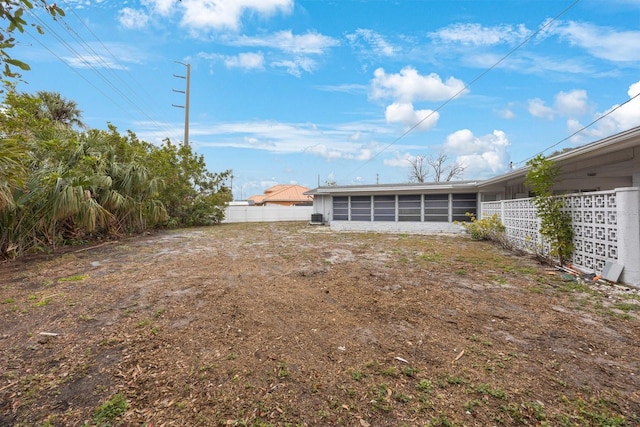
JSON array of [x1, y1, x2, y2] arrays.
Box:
[[0, 2, 231, 259], [0, 89, 232, 258]]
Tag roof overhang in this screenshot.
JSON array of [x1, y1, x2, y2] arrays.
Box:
[[306, 181, 480, 196], [479, 125, 640, 189], [305, 125, 640, 196]]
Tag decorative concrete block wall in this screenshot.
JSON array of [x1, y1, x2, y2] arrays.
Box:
[[564, 191, 618, 272], [481, 187, 639, 287]]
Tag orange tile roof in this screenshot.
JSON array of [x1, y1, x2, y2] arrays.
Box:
[[247, 194, 266, 203], [248, 185, 313, 204]]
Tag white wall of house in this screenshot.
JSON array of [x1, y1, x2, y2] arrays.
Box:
[[312, 194, 332, 224], [223, 205, 313, 223], [330, 221, 464, 234]]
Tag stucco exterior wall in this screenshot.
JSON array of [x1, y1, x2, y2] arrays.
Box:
[[330, 220, 464, 234], [312, 194, 333, 223]]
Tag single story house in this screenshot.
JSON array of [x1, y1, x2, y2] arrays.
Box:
[[306, 125, 640, 286]]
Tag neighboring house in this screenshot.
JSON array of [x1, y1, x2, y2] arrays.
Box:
[[248, 185, 314, 206], [307, 125, 640, 286]]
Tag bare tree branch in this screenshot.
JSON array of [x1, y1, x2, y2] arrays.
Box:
[[427, 154, 447, 182], [407, 153, 465, 183], [407, 155, 428, 183], [445, 161, 465, 181]]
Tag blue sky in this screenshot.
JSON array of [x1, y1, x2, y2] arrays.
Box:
[[14, 0, 640, 199]]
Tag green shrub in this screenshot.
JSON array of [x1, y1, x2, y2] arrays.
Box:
[[525, 155, 574, 265], [458, 213, 505, 241]]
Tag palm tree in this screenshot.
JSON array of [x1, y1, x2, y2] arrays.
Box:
[[0, 139, 26, 211], [36, 91, 85, 128], [74, 130, 166, 234]]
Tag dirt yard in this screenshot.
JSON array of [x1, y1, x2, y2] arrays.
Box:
[[0, 222, 639, 426]]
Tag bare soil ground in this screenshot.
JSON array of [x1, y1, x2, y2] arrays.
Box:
[[1, 222, 639, 427]]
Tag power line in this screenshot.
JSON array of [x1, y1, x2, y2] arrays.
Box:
[[58, 0, 172, 124], [515, 91, 640, 165], [342, 0, 582, 182], [23, 27, 127, 111], [24, 8, 145, 111], [23, 4, 178, 139]]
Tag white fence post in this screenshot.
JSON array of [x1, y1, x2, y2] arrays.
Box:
[[616, 187, 640, 286]]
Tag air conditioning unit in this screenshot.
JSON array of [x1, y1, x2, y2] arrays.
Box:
[[310, 213, 324, 225]]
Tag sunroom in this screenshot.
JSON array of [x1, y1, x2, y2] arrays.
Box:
[[306, 182, 480, 234]]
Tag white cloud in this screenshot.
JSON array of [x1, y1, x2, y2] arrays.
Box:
[[226, 31, 338, 76], [528, 98, 555, 120], [231, 30, 340, 55], [572, 80, 640, 139], [370, 66, 468, 103], [224, 52, 265, 70], [444, 129, 510, 178], [554, 89, 588, 117], [136, 119, 389, 162], [305, 144, 345, 160], [529, 89, 591, 122], [119, 0, 294, 33], [272, 57, 316, 77], [140, 0, 176, 16], [346, 29, 398, 57], [383, 150, 493, 180], [498, 108, 515, 119], [554, 21, 640, 62], [315, 83, 368, 94], [466, 50, 595, 76], [312, 144, 375, 162], [118, 8, 150, 29], [198, 51, 265, 70], [429, 20, 627, 77], [385, 102, 439, 131], [356, 148, 374, 161], [197, 31, 332, 77], [64, 55, 124, 70], [430, 23, 531, 46], [63, 41, 147, 70], [383, 152, 414, 168], [179, 0, 293, 31], [369, 67, 466, 132]]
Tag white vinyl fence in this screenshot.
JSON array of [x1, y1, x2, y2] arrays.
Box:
[[223, 205, 313, 223], [481, 187, 639, 286]]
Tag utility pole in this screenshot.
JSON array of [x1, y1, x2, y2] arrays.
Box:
[[172, 61, 191, 147]]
